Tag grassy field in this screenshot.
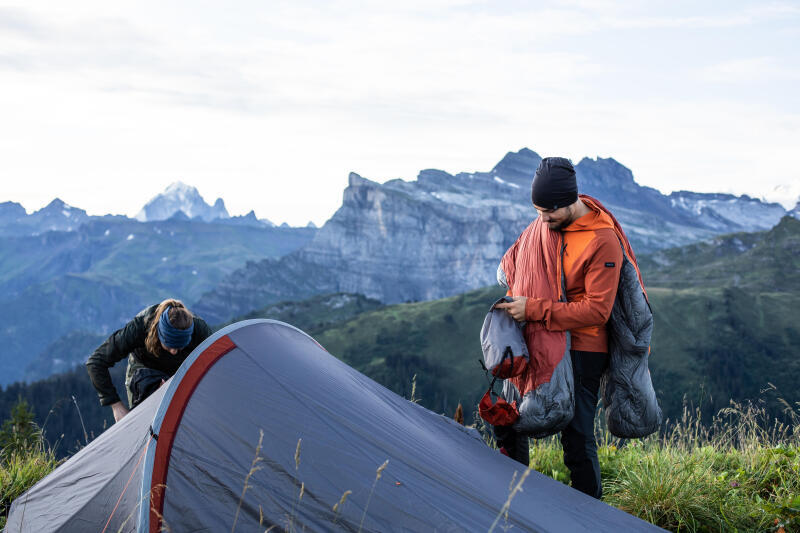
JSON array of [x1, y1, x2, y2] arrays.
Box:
[[526, 400, 800, 532], [0, 449, 59, 530]]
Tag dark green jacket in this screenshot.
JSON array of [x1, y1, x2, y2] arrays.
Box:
[[86, 305, 212, 406]]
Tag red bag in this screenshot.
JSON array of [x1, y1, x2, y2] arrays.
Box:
[[478, 388, 519, 426]]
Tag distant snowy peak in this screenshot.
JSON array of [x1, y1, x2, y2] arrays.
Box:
[[135, 182, 230, 222], [668, 191, 786, 231]]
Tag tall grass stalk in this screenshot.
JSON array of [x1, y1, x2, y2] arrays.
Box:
[[71, 395, 88, 446], [357, 460, 388, 533], [332, 489, 352, 525], [231, 430, 264, 533], [285, 438, 305, 532], [487, 468, 531, 533]]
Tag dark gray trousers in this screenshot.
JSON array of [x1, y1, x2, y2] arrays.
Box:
[[494, 349, 608, 499], [560, 350, 608, 499]]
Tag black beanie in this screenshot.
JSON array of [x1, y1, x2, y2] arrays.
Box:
[[531, 157, 578, 209]]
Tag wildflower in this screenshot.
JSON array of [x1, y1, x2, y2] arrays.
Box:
[[729, 481, 739, 488]]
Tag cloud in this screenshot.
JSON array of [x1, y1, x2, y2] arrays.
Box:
[[698, 57, 800, 83], [0, 7, 46, 37], [0, 1, 799, 224]]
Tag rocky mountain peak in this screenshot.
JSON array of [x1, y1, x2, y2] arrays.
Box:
[[44, 197, 66, 208], [136, 181, 230, 222], [490, 148, 542, 182], [38, 198, 82, 213], [348, 172, 375, 187], [163, 181, 197, 197], [0, 201, 27, 220], [576, 157, 637, 190], [34, 198, 87, 218]]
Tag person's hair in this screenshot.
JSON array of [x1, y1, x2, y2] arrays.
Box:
[[145, 299, 194, 356]]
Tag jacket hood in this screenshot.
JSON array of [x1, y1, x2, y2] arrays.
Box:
[[562, 196, 615, 232]]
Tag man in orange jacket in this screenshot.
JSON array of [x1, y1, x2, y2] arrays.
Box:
[[496, 157, 623, 499]]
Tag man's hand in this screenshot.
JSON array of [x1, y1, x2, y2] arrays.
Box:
[[495, 296, 527, 322], [111, 401, 130, 423]]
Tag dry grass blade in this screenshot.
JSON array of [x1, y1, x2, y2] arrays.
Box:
[[288, 438, 305, 532], [358, 460, 389, 533], [231, 430, 264, 533], [488, 468, 531, 533], [332, 489, 352, 523]]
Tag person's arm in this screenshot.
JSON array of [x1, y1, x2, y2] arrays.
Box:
[[86, 314, 146, 411], [524, 238, 623, 331], [110, 402, 130, 422]]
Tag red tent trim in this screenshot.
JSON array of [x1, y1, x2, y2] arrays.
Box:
[[148, 334, 236, 533]]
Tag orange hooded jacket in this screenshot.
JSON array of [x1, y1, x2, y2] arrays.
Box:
[[500, 195, 645, 391], [523, 195, 623, 353]]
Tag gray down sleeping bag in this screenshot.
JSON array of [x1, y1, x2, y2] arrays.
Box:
[[601, 242, 662, 438]]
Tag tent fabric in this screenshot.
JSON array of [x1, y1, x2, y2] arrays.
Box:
[[4, 384, 167, 532], [5, 319, 664, 532]]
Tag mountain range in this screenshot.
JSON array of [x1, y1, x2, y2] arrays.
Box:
[[0, 182, 284, 238], [4, 217, 798, 455], [0, 217, 315, 384], [1, 147, 796, 385], [193, 148, 791, 324]]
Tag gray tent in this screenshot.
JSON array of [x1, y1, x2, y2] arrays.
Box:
[[5, 320, 663, 532]]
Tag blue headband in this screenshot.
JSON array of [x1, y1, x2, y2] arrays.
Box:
[[157, 306, 194, 349]]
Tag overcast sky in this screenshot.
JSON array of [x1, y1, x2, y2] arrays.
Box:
[[1, 1, 798, 226]]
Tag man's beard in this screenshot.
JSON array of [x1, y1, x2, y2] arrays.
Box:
[[547, 207, 575, 231], [547, 218, 571, 231]]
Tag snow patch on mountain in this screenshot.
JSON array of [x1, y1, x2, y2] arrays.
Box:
[[668, 191, 785, 231]]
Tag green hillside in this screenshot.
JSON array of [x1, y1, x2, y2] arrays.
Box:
[[221, 292, 384, 332], [306, 286, 799, 426], [314, 286, 507, 415], [0, 218, 315, 384], [639, 216, 800, 291], [647, 287, 799, 419], [9, 282, 796, 456]]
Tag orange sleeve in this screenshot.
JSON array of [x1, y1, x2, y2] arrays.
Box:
[[524, 236, 622, 331]]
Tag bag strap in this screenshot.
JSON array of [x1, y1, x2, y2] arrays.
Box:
[[478, 345, 515, 397]]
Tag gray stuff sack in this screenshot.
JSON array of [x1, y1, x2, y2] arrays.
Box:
[[480, 297, 529, 379]]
